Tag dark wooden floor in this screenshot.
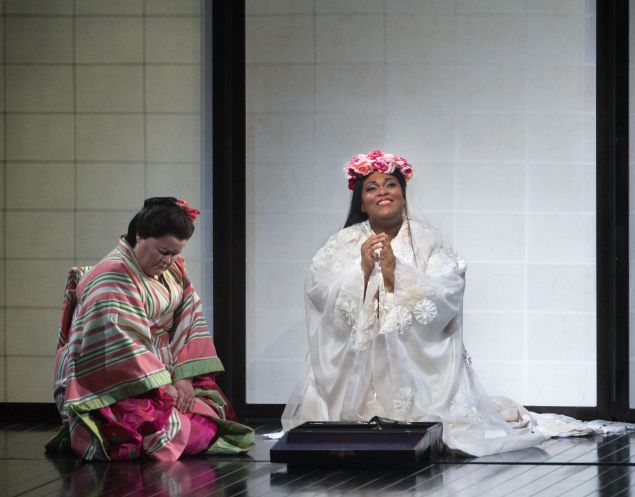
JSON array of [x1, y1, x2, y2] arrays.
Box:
[[3, 421, 635, 496]]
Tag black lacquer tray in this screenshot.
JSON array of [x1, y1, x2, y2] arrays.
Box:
[[270, 418, 442, 467]]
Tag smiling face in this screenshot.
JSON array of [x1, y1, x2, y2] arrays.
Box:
[[361, 172, 405, 228], [133, 235, 188, 277]]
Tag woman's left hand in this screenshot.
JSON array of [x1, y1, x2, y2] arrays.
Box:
[[173, 378, 196, 413], [380, 240, 396, 292]]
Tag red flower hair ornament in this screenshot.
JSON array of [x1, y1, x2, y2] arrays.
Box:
[[343, 150, 414, 190], [176, 199, 201, 222]]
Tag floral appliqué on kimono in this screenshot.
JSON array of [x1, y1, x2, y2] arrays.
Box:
[[349, 300, 378, 351], [463, 348, 473, 368], [413, 298, 437, 325], [449, 390, 482, 423], [350, 327, 372, 351], [338, 226, 362, 244], [427, 245, 461, 275], [337, 297, 359, 327], [392, 386, 414, 419], [312, 237, 342, 273], [380, 305, 412, 335]]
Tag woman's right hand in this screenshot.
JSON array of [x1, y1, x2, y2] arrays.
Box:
[[165, 384, 178, 402], [361, 233, 388, 280], [164, 382, 196, 413], [173, 379, 196, 413]]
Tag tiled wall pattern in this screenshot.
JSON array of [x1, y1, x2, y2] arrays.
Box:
[[0, 0, 209, 402], [246, 0, 597, 406]]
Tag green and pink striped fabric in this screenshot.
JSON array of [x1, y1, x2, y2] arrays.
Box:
[[53, 238, 253, 460]]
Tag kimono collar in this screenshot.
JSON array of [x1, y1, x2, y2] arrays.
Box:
[[117, 236, 148, 277]]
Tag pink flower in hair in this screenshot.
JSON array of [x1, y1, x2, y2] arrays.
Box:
[[354, 162, 374, 176], [400, 164, 414, 180], [374, 159, 391, 173], [176, 199, 200, 222]]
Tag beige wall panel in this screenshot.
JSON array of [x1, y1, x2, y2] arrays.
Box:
[[145, 17, 201, 63], [6, 211, 74, 259], [145, 0, 201, 14], [0, 65, 4, 112], [146, 162, 202, 209], [76, 66, 143, 112], [0, 309, 5, 356], [76, 115, 144, 161], [5, 259, 75, 308], [245, 0, 313, 14], [180, 237, 203, 267], [0, 262, 4, 306], [1, 0, 207, 405], [6, 65, 73, 112], [6, 309, 60, 356], [145, 65, 201, 113], [6, 114, 74, 161], [76, 0, 143, 15], [76, 163, 144, 209], [0, 357, 4, 402], [7, 163, 75, 210], [76, 18, 143, 63], [7, 356, 56, 402], [5, 18, 73, 63], [4, 0, 73, 14], [146, 115, 200, 162], [75, 210, 137, 260], [180, 259, 203, 297]]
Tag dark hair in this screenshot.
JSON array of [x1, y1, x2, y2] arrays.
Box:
[[344, 169, 408, 228], [125, 197, 195, 247]]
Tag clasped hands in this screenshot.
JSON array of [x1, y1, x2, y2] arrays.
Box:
[[361, 233, 395, 293], [165, 378, 196, 413]]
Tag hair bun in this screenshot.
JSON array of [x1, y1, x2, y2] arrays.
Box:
[[143, 197, 177, 208]]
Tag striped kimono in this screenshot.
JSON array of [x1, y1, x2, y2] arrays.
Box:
[[51, 238, 254, 461]]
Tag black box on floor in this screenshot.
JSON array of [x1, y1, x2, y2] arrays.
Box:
[[270, 419, 442, 467]]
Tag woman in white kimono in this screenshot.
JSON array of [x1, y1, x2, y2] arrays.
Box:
[[281, 150, 553, 457]]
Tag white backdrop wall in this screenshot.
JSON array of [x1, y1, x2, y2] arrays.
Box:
[[246, 0, 597, 406]]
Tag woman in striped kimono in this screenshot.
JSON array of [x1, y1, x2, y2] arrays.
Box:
[[50, 197, 254, 461]]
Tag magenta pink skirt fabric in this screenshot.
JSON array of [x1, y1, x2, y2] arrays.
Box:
[[97, 390, 218, 461]]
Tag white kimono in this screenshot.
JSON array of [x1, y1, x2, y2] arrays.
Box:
[[281, 219, 551, 457]]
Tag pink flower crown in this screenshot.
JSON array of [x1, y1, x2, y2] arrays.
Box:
[[343, 150, 414, 190]]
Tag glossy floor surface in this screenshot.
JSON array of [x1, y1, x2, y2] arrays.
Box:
[[3, 422, 635, 496]]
